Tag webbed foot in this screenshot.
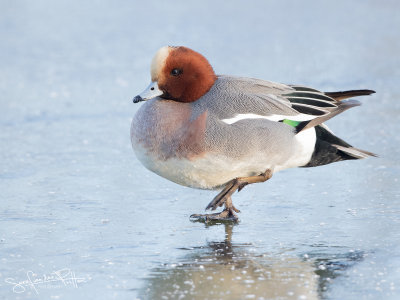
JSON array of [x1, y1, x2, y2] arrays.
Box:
[[190, 195, 239, 223], [190, 206, 239, 223]]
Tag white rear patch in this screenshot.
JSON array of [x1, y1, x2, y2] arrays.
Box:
[[279, 128, 316, 169], [151, 46, 171, 81], [221, 113, 317, 125]]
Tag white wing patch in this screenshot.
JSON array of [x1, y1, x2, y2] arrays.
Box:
[[221, 113, 317, 125]]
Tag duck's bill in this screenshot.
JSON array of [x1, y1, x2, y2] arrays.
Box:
[[132, 81, 163, 103]]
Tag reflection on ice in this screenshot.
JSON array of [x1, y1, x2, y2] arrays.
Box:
[[140, 225, 319, 299], [140, 225, 367, 299]]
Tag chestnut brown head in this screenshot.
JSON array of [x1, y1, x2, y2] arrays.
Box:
[[133, 46, 217, 103]]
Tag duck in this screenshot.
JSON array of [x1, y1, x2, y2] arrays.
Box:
[[130, 46, 376, 222]]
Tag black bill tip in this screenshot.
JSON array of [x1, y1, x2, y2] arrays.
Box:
[[132, 95, 143, 103]]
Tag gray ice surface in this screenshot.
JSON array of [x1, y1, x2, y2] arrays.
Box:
[[1, 1, 399, 299]]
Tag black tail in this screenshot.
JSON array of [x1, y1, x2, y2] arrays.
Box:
[[301, 125, 376, 168], [325, 89, 375, 101]]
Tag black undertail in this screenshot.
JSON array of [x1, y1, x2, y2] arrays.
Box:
[[301, 125, 358, 167]]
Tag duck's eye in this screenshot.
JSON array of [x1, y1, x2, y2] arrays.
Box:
[[171, 68, 182, 76]]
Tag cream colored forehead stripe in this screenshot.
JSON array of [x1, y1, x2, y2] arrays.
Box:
[[150, 46, 171, 81]]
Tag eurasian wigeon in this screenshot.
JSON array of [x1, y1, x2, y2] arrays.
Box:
[[131, 46, 376, 222]]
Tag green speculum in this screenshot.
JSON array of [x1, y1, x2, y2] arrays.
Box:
[[282, 119, 301, 127]]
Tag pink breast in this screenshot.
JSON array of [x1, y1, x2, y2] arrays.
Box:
[[132, 100, 208, 161]]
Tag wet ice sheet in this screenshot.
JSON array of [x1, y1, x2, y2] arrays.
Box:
[[1, 0, 400, 299]]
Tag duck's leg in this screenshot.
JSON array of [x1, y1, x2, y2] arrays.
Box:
[[190, 169, 273, 222], [206, 169, 273, 211]]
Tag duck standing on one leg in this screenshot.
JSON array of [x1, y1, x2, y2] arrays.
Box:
[[130, 46, 376, 222]]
